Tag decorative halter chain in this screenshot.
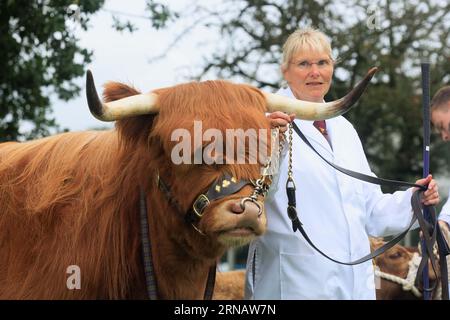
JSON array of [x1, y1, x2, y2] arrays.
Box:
[[239, 166, 271, 216], [240, 127, 282, 215]]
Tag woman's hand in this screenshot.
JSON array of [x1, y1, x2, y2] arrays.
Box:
[[414, 174, 440, 206], [267, 112, 295, 133]]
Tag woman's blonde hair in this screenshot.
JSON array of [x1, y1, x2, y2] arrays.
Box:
[[281, 27, 334, 71]]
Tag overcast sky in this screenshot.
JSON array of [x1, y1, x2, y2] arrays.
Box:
[[50, 0, 449, 194], [52, 0, 219, 131]]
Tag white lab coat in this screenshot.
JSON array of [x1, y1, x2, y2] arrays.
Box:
[[245, 87, 417, 300]]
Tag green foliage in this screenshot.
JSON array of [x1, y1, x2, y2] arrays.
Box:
[[109, 1, 179, 34], [160, 0, 449, 183], [0, 0, 104, 141], [146, 0, 179, 30], [329, 0, 450, 185], [112, 15, 138, 33]]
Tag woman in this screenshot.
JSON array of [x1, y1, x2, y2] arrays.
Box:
[[245, 27, 440, 300]]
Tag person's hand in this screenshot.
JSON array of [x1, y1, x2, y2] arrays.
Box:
[[438, 220, 450, 245], [414, 174, 440, 206], [267, 112, 295, 134]]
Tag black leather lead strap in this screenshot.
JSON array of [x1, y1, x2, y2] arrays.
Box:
[[288, 122, 449, 299], [292, 122, 427, 191], [436, 226, 450, 300], [411, 191, 449, 300], [286, 186, 417, 265], [411, 191, 439, 294], [285, 122, 424, 265]]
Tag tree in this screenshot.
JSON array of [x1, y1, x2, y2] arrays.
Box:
[[0, 0, 104, 141], [156, 0, 450, 184], [331, 0, 450, 187]]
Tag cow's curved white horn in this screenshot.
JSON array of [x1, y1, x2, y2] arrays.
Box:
[[86, 70, 159, 121], [265, 67, 377, 120]]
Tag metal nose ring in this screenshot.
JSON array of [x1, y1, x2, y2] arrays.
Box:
[[240, 197, 263, 217]]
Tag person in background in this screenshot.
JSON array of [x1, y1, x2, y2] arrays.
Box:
[[430, 86, 450, 293], [431, 86, 450, 232], [246, 27, 441, 300]]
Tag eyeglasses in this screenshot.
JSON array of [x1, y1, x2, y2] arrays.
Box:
[[291, 59, 333, 70]]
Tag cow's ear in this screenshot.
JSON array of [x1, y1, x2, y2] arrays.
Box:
[[102, 82, 141, 102]]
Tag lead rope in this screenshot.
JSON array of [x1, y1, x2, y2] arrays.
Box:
[[285, 122, 422, 263]]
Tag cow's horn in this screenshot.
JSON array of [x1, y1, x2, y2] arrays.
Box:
[[86, 70, 159, 121], [265, 67, 377, 120]]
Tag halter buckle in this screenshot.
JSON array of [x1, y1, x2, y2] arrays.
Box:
[[192, 194, 210, 218]]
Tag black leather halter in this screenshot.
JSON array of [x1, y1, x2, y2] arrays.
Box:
[[156, 171, 256, 231], [139, 188, 217, 300], [139, 171, 263, 300]]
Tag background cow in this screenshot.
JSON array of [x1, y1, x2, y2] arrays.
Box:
[[214, 269, 246, 300], [214, 238, 443, 300], [0, 69, 374, 299], [371, 238, 442, 300]]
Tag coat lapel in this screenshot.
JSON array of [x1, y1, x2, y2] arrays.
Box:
[[326, 118, 350, 165], [294, 119, 333, 156]]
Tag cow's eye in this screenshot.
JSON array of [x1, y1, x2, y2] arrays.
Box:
[[388, 252, 402, 259]]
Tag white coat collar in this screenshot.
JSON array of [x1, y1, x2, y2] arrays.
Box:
[[276, 87, 334, 155]]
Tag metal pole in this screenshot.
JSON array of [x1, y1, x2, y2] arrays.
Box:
[[421, 62, 431, 300], [227, 247, 236, 270]]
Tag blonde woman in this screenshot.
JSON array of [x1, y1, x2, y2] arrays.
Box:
[[246, 27, 440, 300]]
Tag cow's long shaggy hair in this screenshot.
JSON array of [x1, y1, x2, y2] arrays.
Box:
[[0, 80, 269, 299]]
